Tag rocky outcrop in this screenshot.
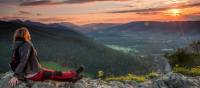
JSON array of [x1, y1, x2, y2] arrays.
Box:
[[0, 72, 200, 88]]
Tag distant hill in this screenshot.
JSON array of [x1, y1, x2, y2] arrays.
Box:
[[81, 23, 121, 32], [48, 22, 121, 32], [0, 20, 170, 76], [48, 22, 82, 31], [99, 21, 200, 35]]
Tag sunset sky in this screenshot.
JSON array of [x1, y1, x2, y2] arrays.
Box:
[[0, 0, 200, 25]]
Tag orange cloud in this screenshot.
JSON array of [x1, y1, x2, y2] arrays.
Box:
[[20, 0, 128, 6], [19, 11, 32, 15], [1, 0, 200, 25], [106, 2, 200, 14]]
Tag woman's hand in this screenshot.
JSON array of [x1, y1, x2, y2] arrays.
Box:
[[8, 76, 19, 87]]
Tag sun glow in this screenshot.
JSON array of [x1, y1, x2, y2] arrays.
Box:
[[166, 9, 182, 16], [167, 0, 188, 4]]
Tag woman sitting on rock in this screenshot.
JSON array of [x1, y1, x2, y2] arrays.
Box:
[[8, 27, 84, 87]]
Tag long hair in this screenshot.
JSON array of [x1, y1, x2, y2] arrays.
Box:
[[13, 27, 31, 43]]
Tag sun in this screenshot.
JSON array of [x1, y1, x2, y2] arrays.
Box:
[[166, 9, 182, 16]]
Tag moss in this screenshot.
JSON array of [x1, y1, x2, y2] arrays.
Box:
[[105, 74, 147, 82]]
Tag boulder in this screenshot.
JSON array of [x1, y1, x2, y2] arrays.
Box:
[[0, 72, 200, 88]]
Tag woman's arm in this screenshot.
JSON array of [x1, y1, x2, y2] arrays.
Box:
[[9, 42, 32, 87], [14, 43, 32, 78]]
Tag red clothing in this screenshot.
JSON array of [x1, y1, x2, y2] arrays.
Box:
[[27, 68, 77, 82]]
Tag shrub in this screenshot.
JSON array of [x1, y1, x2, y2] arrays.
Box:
[[166, 48, 191, 67], [173, 65, 200, 76], [97, 70, 104, 79], [145, 71, 159, 79], [166, 40, 200, 68]]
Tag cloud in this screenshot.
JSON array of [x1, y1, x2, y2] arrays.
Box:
[[63, 0, 128, 4], [135, 11, 162, 15], [0, 16, 75, 23], [106, 2, 200, 14], [0, 0, 22, 3], [20, 0, 52, 6], [20, 0, 128, 6], [184, 14, 200, 21], [19, 11, 32, 15], [17, 10, 42, 16], [192, 12, 200, 15], [36, 17, 70, 22], [180, 2, 200, 8], [107, 7, 168, 13], [0, 16, 26, 20]]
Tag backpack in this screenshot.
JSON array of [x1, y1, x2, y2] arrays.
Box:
[[9, 42, 25, 71]]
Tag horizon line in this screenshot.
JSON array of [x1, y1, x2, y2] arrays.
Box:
[[1, 19, 200, 26]]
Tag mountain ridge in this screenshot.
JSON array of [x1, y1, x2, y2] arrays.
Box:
[[98, 21, 200, 34]]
